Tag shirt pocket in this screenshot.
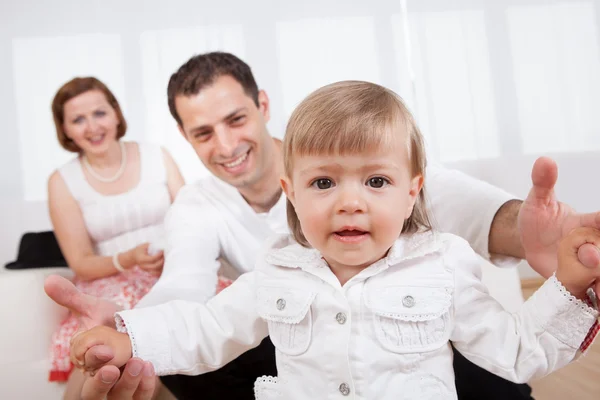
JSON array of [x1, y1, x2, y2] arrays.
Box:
[[256, 286, 316, 356], [365, 285, 453, 353]]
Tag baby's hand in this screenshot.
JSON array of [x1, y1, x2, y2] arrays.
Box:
[[70, 325, 133, 373], [556, 227, 600, 299]]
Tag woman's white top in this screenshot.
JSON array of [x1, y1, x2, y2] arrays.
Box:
[[59, 142, 170, 256]]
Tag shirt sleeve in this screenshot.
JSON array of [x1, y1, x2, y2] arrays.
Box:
[[135, 186, 223, 308], [448, 236, 599, 383], [426, 163, 518, 266], [116, 271, 268, 376]]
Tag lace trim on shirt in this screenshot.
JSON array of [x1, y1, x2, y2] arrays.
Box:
[[550, 274, 598, 314], [256, 375, 278, 384], [533, 274, 599, 349], [115, 314, 138, 358], [254, 375, 281, 399], [388, 231, 444, 264], [265, 245, 325, 269]]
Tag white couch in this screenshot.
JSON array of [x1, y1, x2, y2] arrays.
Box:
[[0, 267, 74, 399], [0, 266, 178, 400]]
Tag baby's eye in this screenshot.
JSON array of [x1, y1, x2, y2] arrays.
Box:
[[367, 177, 388, 188], [312, 178, 334, 190]]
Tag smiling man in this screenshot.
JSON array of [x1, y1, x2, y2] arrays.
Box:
[[46, 52, 600, 400]]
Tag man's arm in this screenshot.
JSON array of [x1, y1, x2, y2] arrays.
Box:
[[426, 163, 519, 264], [488, 199, 525, 259], [78, 359, 156, 400], [136, 185, 222, 308], [43, 276, 159, 400], [429, 157, 600, 278]]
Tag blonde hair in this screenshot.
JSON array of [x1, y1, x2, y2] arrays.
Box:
[[283, 80, 431, 247]]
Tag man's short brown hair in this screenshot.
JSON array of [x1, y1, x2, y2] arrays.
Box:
[[167, 52, 259, 127]]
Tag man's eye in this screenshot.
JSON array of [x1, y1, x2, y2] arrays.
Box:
[[194, 132, 211, 141], [231, 116, 246, 124]]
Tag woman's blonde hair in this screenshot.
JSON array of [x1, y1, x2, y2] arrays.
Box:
[[283, 80, 431, 247]]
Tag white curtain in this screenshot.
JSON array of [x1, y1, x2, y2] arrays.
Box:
[[7, 0, 600, 203], [401, 0, 600, 163], [12, 34, 126, 202]]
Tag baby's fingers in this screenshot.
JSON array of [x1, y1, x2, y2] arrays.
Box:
[[70, 327, 111, 369]]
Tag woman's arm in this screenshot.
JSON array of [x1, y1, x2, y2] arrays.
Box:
[[48, 171, 152, 281], [426, 164, 516, 264]]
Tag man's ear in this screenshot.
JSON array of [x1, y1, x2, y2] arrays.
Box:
[[257, 90, 271, 124], [280, 176, 295, 205], [405, 174, 424, 218]]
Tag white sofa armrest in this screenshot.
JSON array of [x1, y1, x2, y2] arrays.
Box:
[[0, 267, 73, 399]]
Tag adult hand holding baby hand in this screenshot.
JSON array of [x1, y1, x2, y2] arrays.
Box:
[[70, 325, 133, 374], [556, 227, 600, 300]]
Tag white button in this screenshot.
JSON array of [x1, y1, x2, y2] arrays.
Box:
[[276, 298, 286, 310], [339, 382, 350, 396], [402, 295, 415, 308], [335, 312, 347, 325]]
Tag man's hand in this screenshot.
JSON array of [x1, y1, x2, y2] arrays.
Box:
[[519, 157, 600, 278], [556, 227, 600, 299], [71, 326, 133, 372], [44, 275, 120, 330], [80, 358, 156, 400], [45, 275, 157, 399]]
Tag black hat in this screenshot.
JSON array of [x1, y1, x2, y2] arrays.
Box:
[[5, 231, 67, 270]]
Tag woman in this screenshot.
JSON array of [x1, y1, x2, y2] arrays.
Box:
[[47, 77, 184, 398]]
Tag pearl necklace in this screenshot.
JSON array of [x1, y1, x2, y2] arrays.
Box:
[[82, 141, 127, 183]]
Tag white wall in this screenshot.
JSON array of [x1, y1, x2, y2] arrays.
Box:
[[0, 0, 411, 265], [1, 0, 599, 278]]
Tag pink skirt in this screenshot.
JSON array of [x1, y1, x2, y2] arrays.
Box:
[[48, 267, 233, 382]]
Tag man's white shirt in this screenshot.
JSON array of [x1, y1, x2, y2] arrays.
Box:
[[136, 164, 515, 308]]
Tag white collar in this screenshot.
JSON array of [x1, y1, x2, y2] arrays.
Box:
[[264, 231, 444, 274]]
